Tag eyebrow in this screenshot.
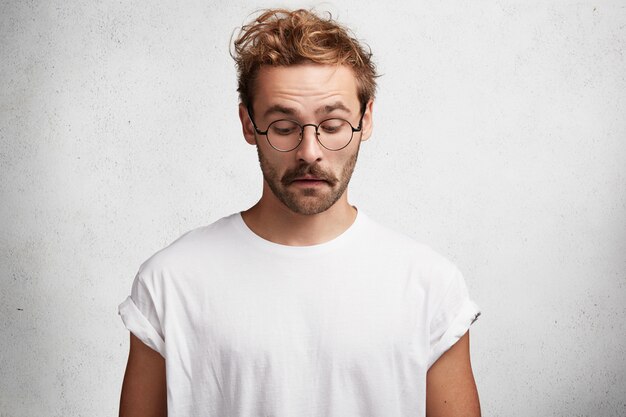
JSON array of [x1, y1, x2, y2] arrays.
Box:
[[263, 105, 297, 118], [317, 102, 352, 115], [263, 102, 352, 119]]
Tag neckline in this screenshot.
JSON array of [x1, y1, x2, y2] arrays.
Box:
[[231, 208, 366, 257]]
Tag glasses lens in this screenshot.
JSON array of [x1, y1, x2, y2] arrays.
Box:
[[267, 120, 301, 151], [318, 119, 353, 150]]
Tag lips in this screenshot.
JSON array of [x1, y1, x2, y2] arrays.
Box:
[[293, 176, 327, 182], [291, 177, 329, 187], [281, 165, 337, 186]]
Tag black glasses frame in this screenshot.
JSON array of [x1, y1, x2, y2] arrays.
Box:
[[247, 107, 365, 152]]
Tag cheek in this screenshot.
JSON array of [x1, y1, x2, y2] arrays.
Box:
[[259, 149, 292, 172], [337, 150, 360, 175], [328, 155, 354, 177], [331, 156, 348, 167]]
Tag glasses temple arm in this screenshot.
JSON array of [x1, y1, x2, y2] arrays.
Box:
[[246, 106, 268, 135]]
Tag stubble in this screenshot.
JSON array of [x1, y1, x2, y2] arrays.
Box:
[[256, 145, 360, 215]]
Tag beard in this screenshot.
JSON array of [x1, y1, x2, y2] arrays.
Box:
[[256, 144, 360, 215]]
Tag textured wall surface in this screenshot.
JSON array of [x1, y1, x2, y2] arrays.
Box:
[[1, 1, 625, 416]]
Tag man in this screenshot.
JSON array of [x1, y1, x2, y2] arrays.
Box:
[[118, 9, 481, 417]]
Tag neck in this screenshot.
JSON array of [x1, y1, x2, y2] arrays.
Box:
[[240, 188, 358, 246]]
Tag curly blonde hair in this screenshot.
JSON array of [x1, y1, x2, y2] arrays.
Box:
[[232, 9, 378, 112]]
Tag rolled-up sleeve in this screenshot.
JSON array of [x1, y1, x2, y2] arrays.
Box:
[[118, 274, 165, 357], [428, 267, 480, 368]]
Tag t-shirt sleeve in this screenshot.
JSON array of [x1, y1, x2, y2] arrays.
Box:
[[427, 266, 480, 368], [118, 273, 166, 357]]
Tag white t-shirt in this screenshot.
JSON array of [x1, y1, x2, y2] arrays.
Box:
[[118, 210, 480, 417]]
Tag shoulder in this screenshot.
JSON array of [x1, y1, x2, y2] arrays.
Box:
[[135, 213, 239, 282], [361, 215, 475, 325], [359, 213, 462, 289], [360, 213, 458, 270]]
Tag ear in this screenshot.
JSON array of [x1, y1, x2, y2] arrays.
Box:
[[238, 103, 257, 145], [359, 99, 374, 142]]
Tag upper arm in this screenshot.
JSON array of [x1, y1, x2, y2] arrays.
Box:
[[426, 330, 481, 417], [119, 333, 167, 417]]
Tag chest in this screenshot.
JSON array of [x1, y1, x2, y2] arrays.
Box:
[[169, 260, 427, 370]]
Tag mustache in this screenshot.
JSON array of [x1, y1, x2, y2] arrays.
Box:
[[281, 164, 338, 186]]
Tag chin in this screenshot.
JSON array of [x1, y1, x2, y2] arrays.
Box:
[[280, 192, 342, 216]]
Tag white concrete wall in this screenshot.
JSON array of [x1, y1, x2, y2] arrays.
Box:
[[1, 1, 625, 416]]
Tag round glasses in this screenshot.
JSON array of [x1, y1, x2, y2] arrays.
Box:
[[248, 110, 364, 152]]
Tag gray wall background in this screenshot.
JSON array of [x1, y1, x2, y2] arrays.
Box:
[[1, 1, 625, 416]]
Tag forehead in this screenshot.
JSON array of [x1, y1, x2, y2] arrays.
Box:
[[252, 64, 360, 115]]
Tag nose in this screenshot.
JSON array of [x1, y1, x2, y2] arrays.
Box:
[[295, 124, 324, 163]]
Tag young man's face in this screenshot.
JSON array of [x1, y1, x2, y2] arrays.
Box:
[[239, 63, 373, 215]]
